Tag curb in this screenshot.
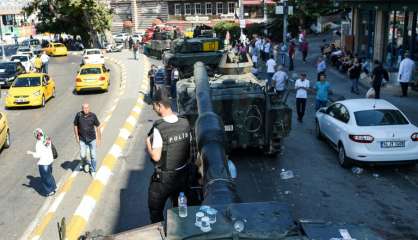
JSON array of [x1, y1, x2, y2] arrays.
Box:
[[65, 55, 150, 240], [26, 55, 128, 240]]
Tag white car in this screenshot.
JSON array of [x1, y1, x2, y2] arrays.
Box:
[[132, 34, 142, 43], [315, 99, 418, 168], [113, 33, 129, 43], [10, 54, 32, 72], [16, 46, 32, 55], [82, 49, 105, 65]]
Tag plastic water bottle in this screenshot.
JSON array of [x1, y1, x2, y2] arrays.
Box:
[[178, 192, 188, 218]]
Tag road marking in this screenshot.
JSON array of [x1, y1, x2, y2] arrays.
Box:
[[65, 54, 150, 240], [23, 54, 130, 240]]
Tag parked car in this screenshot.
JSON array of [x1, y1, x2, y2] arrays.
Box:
[[10, 54, 33, 72], [82, 49, 105, 65], [113, 33, 129, 43], [315, 99, 418, 168], [0, 61, 26, 88]]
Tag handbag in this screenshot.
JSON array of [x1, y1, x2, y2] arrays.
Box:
[[51, 143, 58, 159]]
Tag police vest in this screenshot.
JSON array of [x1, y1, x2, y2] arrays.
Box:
[[153, 117, 191, 171]]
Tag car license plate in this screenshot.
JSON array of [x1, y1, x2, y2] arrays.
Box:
[[0, 81, 4, 85], [381, 141, 405, 148], [15, 98, 26, 103], [224, 125, 234, 132]]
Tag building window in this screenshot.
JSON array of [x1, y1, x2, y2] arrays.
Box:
[[184, 3, 191, 15], [206, 2, 212, 15], [216, 2, 223, 15], [195, 3, 202, 15], [175, 4, 182, 16], [228, 2, 235, 14]]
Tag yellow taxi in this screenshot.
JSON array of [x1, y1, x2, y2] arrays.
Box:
[[44, 42, 68, 56], [75, 64, 110, 93], [0, 112, 10, 150], [5, 72, 56, 108]]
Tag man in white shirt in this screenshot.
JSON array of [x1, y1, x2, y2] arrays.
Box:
[[40, 51, 50, 73], [266, 56, 277, 88], [294, 73, 310, 122], [272, 65, 288, 96], [263, 39, 271, 61], [397, 53, 416, 97], [251, 53, 258, 68]]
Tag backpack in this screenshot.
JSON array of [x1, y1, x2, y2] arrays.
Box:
[[51, 143, 58, 159]]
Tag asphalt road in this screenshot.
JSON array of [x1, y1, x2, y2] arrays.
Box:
[[0, 53, 120, 239], [86, 48, 418, 240]]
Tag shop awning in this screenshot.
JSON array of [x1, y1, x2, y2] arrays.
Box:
[[243, 0, 275, 6]]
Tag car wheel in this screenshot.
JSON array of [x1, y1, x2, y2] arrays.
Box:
[[52, 88, 56, 98], [315, 120, 324, 140], [41, 96, 46, 107], [338, 144, 352, 168], [3, 131, 10, 148]]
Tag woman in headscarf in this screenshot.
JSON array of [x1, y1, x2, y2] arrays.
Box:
[[27, 128, 57, 196]]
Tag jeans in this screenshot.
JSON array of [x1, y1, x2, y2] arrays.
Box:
[[267, 73, 274, 87], [351, 77, 359, 93], [42, 63, 48, 73], [80, 140, 97, 172], [289, 57, 294, 71], [133, 50, 138, 60], [39, 164, 56, 195], [315, 99, 328, 111], [171, 79, 177, 98], [373, 84, 381, 99], [296, 98, 307, 121], [280, 53, 286, 66]]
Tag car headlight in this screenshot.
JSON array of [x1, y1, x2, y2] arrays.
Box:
[[7, 77, 14, 81], [32, 90, 41, 96]]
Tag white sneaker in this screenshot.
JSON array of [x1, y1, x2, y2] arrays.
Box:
[[91, 172, 96, 178]]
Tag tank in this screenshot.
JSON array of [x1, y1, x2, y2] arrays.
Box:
[[162, 37, 224, 77], [176, 53, 292, 155], [76, 63, 384, 240], [143, 30, 177, 60]]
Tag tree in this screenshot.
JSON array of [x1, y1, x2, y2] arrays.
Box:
[[213, 21, 240, 42], [25, 0, 112, 47]]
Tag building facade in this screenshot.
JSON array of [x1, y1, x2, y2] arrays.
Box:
[[339, 0, 418, 70]]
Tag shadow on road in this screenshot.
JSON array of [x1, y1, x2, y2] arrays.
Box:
[[61, 159, 81, 172], [22, 175, 45, 196]]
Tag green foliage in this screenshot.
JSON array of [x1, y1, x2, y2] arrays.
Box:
[[213, 21, 240, 42], [24, 0, 112, 46], [290, 0, 340, 26]]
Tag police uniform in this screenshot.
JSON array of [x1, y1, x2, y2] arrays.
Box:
[[148, 114, 191, 223]]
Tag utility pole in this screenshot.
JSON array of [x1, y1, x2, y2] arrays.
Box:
[[282, 0, 288, 44], [239, 0, 244, 39], [0, 16, 5, 59], [263, 0, 268, 36]]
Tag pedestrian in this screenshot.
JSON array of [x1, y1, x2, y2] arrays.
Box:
[[128, 37, 133, 50], [148, 65, 156, 98], [73, 103, 102, 177], [40, 51, 50, 74], [165, 65, 173, 97], [348, 57, 361, 94], [154, 66, 166, 91], [266, 55, 277, 88], [279, 42, 288, 66], [371, 60, 389, 99], [288, 41, 296, 71], [133, 40, 139, 60], [397, 53, 415, 97], [316, 57, 327, 81], [171, 67, 179, 99], [295, 73, 310, 122], [27, 128, 57, 196], [251, 52, 258, 68], [314, 73, 330, 110], [301, 40, 309, 63], [146, 88, 191, 223], [33, 54, 43, 73], [263, 38, 271, 62], [272, 65, 288, 98]]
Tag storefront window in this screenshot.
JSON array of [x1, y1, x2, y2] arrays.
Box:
[[358, 9, 375, 60]]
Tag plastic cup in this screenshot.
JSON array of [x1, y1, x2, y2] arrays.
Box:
[[195, 211, 204, 227], [206, 208, 217, 224], [200, 216, 211, 232]]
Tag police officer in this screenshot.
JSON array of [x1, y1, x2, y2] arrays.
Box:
[[146, 88, 191, 223]]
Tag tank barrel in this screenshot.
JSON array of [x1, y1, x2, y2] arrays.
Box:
[[193, 62, 239, 205]]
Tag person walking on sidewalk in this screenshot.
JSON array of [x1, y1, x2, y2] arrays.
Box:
[[171, 66, 179, 99], [272, 65, 288, 98], [263, 39, 271, 62], [316, 57, 327, 81], [266, 56, 277, 88], [148, 65, 157, 98], [348, 57, 362, 94], [300, 40, 309, 63], [27, 128, 57, 196], [133, 40, 139, 60], [397, 53, 415, 97], [73, 103, 102, 177], [295, 73, 310, 122], [371, 60, 389, 99], [40, 51, 50, 74], [288, 41, 296, 71], [314, 73, 331, 110]]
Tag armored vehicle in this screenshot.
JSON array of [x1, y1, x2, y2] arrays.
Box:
[[77, 63, 384, 240], [162, 37, 224, 77], [176, 53, 292, 155], [143, 30, 177, 59]]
